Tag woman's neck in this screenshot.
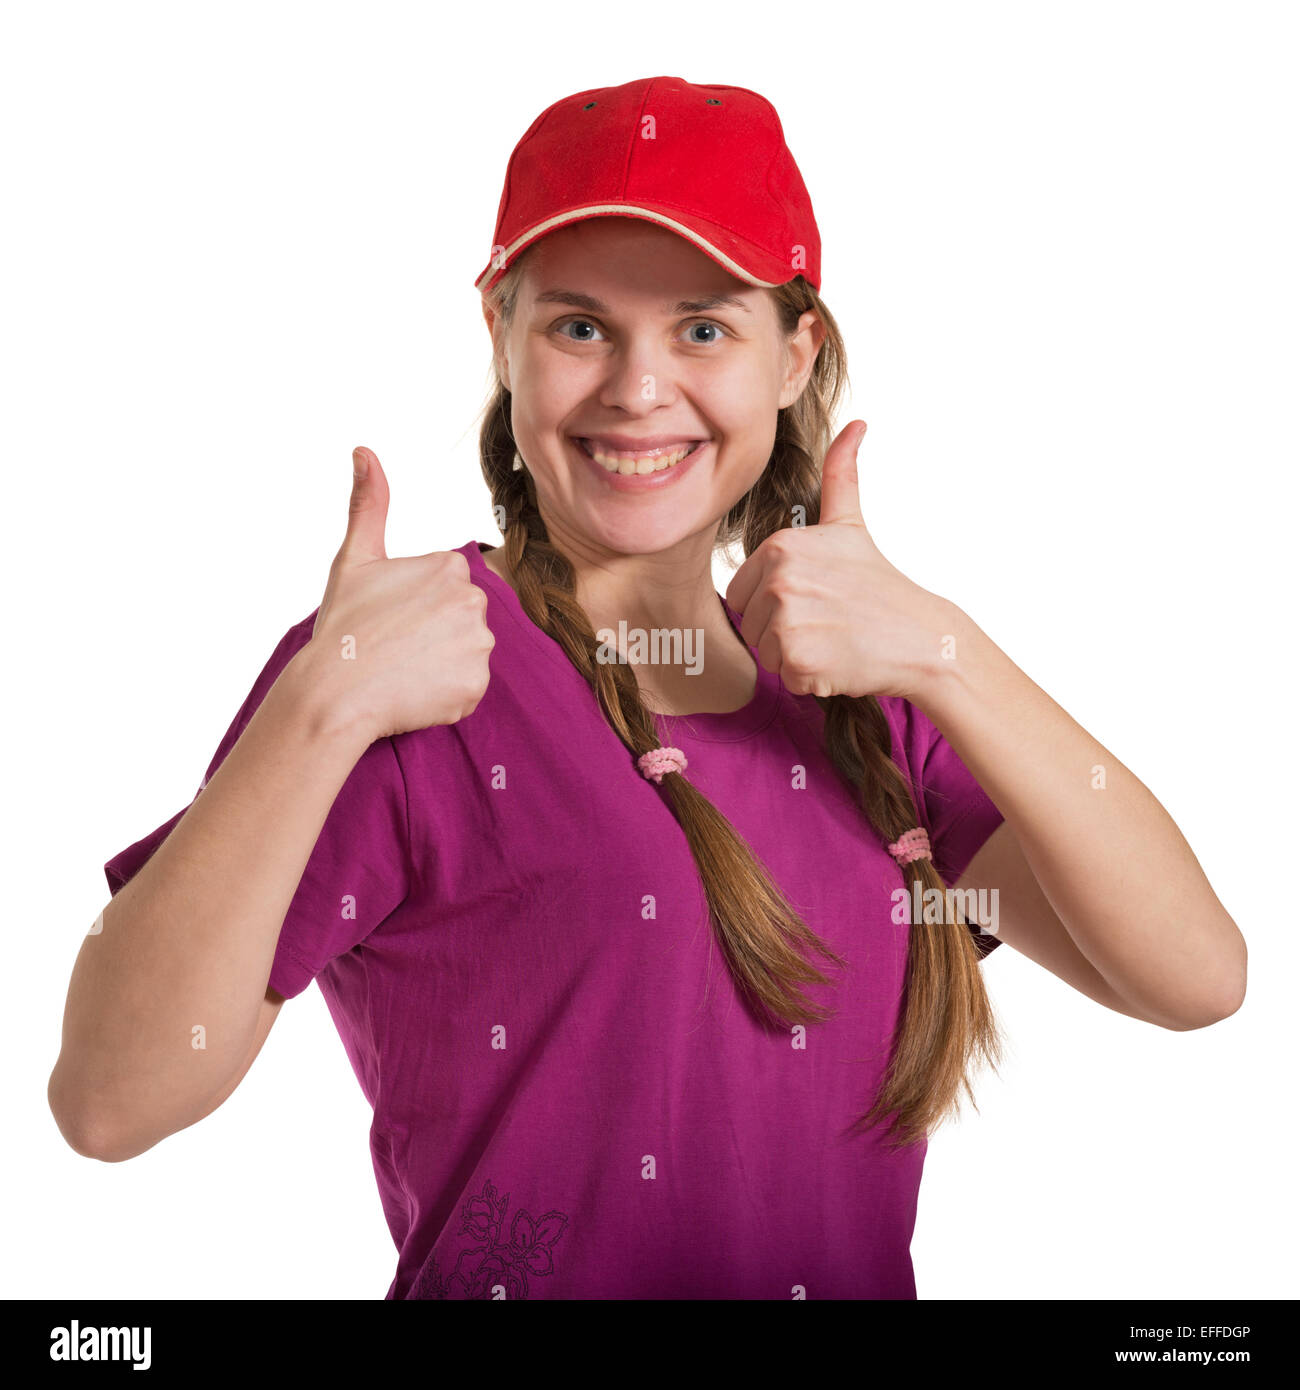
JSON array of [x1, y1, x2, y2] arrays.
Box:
[[480, 543, 757, 716]]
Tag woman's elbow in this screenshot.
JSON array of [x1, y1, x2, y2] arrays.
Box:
[[1166, 940, 1247, 1031], [48, 1063, 144, 1163]]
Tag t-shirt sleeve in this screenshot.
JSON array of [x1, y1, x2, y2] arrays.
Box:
[[888, 697, 1006, 959], [101, 611, 411, 999]]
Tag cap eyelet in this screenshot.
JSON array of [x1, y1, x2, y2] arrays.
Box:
[[706, 98, 721, 105], [583, 101, 597, 110]]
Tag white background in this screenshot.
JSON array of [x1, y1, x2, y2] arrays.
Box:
[[6, 0, 1296, 1300]]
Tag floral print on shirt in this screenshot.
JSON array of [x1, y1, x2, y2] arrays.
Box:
[[408, 1178, 569, 1300]]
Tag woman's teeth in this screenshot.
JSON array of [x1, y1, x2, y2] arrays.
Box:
[[580, 440, 701, 475]]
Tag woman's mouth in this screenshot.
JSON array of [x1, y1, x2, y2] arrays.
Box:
[[573, 437, 707, 475]]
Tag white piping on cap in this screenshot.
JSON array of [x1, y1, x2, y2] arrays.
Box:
[[474, 204, 785, 292]]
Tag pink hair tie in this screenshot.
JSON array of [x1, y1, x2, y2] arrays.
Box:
[[637, 747, 688, 784], [887, 827, 932, 866]]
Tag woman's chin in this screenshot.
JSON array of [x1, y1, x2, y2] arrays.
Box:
[[570, 511, 708, 557]]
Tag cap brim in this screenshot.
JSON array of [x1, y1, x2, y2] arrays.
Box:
[[474, 202, 806, 295]]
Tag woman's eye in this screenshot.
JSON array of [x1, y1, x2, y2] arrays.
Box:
[[682, 321, 726, 344], [557, 318, 605, 343], [554, 318, 728, 344]]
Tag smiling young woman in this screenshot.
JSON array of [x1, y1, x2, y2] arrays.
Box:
[[58, 75, 1245, 1305]]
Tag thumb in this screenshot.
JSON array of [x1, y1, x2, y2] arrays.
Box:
[[341, 446, 389, 561], [818, 420, 868, 526]]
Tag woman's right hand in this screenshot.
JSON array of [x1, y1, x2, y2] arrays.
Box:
[[299, 446, 496, 742]]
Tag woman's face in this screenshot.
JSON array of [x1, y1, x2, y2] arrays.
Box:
[[484, 217, 824, 558]]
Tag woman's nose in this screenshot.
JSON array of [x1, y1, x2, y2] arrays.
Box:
[[597, 336, 681, 411]]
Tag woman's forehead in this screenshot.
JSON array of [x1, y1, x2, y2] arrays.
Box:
[[521, 219, 760, 307]]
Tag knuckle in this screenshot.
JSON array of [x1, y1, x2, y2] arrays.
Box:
[[766, 529, 795, 557], [783, 645, 813, 676], [764, 567, 794, 601], [766, 583, 792, 611]]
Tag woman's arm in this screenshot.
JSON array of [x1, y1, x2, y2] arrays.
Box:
[[48, 649, 372, 1163], [51, 447, 494, 1163], [919, 605, 1246, 1031]]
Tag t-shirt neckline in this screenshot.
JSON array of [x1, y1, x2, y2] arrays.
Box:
[[466, 540, 782, 743]]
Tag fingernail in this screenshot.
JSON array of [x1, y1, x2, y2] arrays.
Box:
[[352, 447, 368, 480]]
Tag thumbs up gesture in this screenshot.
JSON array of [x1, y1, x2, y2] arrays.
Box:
[[724, 422, 955, 703], [303, 447, 495, 741]]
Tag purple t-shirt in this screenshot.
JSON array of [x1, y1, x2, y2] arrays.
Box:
[[104, 538, 1005, 1300]]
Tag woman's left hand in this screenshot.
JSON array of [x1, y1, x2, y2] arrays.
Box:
[[724, 421, 958, 703]]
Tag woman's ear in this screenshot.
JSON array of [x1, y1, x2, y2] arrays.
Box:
[[778, 309, 826, 409], [481, 299, 512, 392]]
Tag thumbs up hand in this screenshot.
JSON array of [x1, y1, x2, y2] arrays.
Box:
[[303, 447, 495, 742], [723, 422, 956, 704]]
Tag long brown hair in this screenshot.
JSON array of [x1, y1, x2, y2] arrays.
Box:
[[477, 250, 1002, 1148]]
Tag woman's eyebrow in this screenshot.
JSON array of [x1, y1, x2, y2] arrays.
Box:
[[533, 289, 752, 315]]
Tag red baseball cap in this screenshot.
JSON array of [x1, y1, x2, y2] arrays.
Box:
[[473, 76, 822, 297]]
